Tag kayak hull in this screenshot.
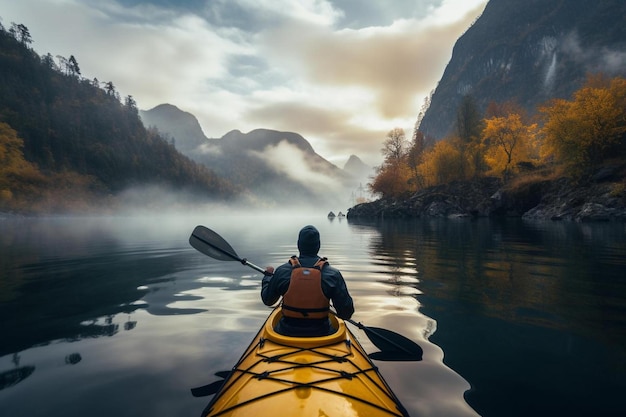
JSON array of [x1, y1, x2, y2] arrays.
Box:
[[201, 309, 409, 417]]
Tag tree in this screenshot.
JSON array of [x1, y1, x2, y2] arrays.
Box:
[[68, 55, 81, 77], [381, 128, 408, 165], [418, 140, 465, 186], [540, 75, 626, 176], [406, 130, 427, 190], [9, 23, 32, 46], [56, 55, 69, 75], [0, 122, 44, 206], [369, 128, 412, 198], [41, 53, 56, 71], [124, 95, 138, 113], [369, 163, 411, 198], [454, 95, 486, 178], [482, 113, 537, 179], [414, 90, 433, 131], [103, 81, 116, 96], [456, 95, 483, 144]]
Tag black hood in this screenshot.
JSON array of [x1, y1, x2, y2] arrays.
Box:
[[297, 225, 320, 256]]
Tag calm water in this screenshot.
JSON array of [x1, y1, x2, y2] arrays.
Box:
[[1, 213, 625, 417]]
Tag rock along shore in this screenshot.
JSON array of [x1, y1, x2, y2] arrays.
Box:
[[347, 174, 626, 222]]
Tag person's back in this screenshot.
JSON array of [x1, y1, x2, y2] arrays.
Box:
[[261, 225, 354, 336]]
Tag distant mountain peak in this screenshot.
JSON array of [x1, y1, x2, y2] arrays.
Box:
[[221, 128, 315, 154], [140, 104, 208, 151], [136, 106, 358, 206], [343, 154, 373, 180]]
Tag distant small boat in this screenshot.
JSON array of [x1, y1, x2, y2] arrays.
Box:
[[337, 212, 346, 218]]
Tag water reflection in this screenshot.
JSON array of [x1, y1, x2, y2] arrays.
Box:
[[64, 353, 82, 365], [348, 218, 626, 416], [0, 354, 35, 391], [0, 217, 214, 356], [2, 215, 624, 417]]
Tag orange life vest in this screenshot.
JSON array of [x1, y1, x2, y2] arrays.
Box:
[[281, 256, 330, 319]]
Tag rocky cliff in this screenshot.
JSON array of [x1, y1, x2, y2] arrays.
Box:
[[418, 0, 626, 140]]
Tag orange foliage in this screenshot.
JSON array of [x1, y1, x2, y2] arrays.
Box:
[[418, 140, 464, 186], [540, 75, 626, 176], [482, 113, 538, 178]]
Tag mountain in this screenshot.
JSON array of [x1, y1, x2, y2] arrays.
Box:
[[139, 104, 208, 154], [141, 105, 358, 208], [418, 0, 626, 140], [343, 155, 375, 206], [0, 25, 237, 213], [343, 155, 373, 180]]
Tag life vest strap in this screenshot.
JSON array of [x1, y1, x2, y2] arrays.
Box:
[[281, 304, 330, 317]]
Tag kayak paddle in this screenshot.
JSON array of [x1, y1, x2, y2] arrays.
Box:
[[191, 371, 231, 397], [189, 225, 423, 361]]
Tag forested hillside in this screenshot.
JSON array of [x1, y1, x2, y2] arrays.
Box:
[[0, 21, 238, 213]]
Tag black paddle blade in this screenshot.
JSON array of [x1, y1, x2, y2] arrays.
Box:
[[214, 370, 231, 379], [362, 326, 423, 361], [189, 226, 240, 262], [190, 370, 231, 397], [190, 379, 225, 397]]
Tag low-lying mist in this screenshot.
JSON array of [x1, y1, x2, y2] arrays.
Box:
[[104, 183, 350, 219]]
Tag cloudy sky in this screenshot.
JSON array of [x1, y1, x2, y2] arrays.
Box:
[[1, 0, 487, 166]]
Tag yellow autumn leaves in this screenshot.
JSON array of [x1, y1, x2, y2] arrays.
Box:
[[370, 75, 626, 198]]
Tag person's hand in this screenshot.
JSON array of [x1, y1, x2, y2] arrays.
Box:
[[264, 266, 274, 276]]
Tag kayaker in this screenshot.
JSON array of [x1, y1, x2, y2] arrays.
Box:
[[261, 225, 354, 336]]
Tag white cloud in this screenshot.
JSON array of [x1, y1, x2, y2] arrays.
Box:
[[0, 0, 488, 167]]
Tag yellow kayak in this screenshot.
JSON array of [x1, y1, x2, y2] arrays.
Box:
[[200, 308, 409, 417]]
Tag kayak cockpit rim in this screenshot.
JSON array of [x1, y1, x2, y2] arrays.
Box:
[[263, 308, 347, 347]]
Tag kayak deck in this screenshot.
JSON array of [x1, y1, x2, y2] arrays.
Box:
[[201, 309, 409, 417]]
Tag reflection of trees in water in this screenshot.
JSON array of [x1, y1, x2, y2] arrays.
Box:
[[349, 218, 626, 416], [0, 366, 35, 391], [65, 353, 82, 365], [0, 350, 85, 391], [124, 315, 137, 331], [72, 315, 121, 340], [0, 353, 35, 391], [349, 218, 626, 344]]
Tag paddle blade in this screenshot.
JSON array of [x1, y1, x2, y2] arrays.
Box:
[[214, 370, 231, 379], [363, 326, 423, 361], [190, 379, 225, 397], [189, 226, 240, 262]]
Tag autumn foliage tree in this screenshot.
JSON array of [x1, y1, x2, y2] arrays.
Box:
[[540, 75, 626, 177], [0, 122, 46, 208], [418, 140, 465, 186], [482, 112, 538, 179], [369, 128, 412, 198]]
